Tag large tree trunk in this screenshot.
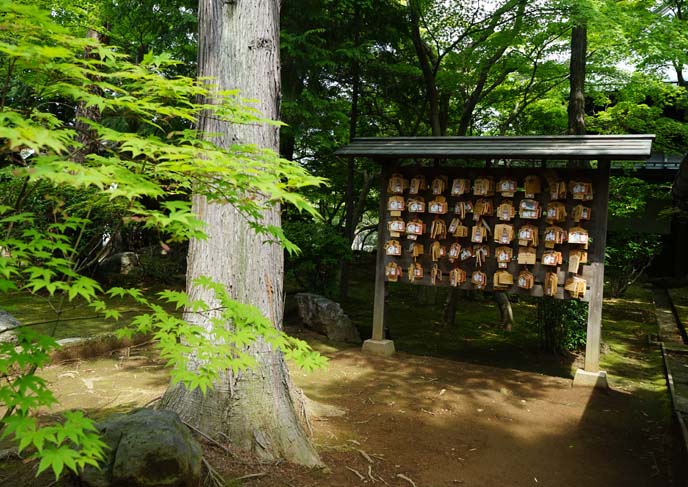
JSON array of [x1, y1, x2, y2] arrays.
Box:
[[160, 0, 321, 466]]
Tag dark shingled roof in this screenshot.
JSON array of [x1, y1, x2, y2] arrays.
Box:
[[335, 135, 655, 160]]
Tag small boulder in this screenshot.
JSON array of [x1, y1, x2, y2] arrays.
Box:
[[294, 293, 361, 344], [80, 408, 202, 487], [98, 252, 140, 275], [0, 309, 19, 344]]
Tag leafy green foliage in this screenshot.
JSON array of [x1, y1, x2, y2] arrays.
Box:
[[535, 298, 588, 354], [0, 1, 326, 479], [284, 220, 351, 296], [606, 231, 663, 298]]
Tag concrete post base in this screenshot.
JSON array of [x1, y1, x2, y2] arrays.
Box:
[[361, 339, 395, 356], [573, 369, 609, 389]]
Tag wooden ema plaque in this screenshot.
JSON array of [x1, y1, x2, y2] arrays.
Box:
[[380, 166, 608, 302]]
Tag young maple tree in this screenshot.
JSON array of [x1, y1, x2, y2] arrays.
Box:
[[0, 1, 325, 478]]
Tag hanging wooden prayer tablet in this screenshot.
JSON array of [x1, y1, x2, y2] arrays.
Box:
[[473, 244, 490, 267], [471, 219, 490, 243], [448, 218, 460, 235], [471, 270, 487, 289], [496, 246, 513, 269], [519, 199, 541, 219], [453, 222, 468, 238], [406, 219, 424, 236], [448, 242, 462, 262], [497, 178, 517, 197], [407, 197, 425, 213], [431, 176, 448, 195], [517, 224, 538, 247], [572, 204, 591, 223], [407, 262, 424, 281], [545, 202, 567, 223], [568, 226, 589, 245], [517, 246, 537, 265], [497, 201, 515, 221], [542, 250, 563, 266], [549, 180, 567, 200], [385, 240, 401, 256], [570, 180, 593, 200], [411, 242, 424, 257], [388, 218, 405, 237], [494, 224, 514, 244], [428, 195, 448, 214], [564, 276, 587, 299], [493, 270, 514, 290], [568, 249, 588, 271], [517, 270, 535, 289], [524, 175, 541, 198], [451, 178, 471, 196], [385, 262, 402, 282], [388, 195, 404, 217], [473, 198, 494, 219], [460, 246, 473, 262], [543, 225, 567, 248], [454, 200, 473, 219], [473, 177, 495, 196], [431, 264, 442, 285], [449, 267, 467, 287], [430, 218, 447, 239], [387, 173, 407, 194], [409, 175, 426, 195], [545, 272, 558, 296]]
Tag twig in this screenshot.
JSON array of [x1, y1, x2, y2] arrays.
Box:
[[358, 449, 374, 464], [397, 473, 417, 487], [377, 474, 389, 485], [346, 466, 365, 481], [367, 464, 376, 482], [202, 456, 224, 487], [182, 420, 232, 456], [143, 395, 161, 408], [232, 472, 267, 481]]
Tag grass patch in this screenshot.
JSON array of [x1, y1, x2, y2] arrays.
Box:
[[0, 287, 178, 340], [668, 286, 688, 331]]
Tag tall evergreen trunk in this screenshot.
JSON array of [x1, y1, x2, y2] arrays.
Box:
[[537, 20, 589, 352], [567, 24, 587, 136], [160, 0, 322, 466], [340, 4, 361, 300]]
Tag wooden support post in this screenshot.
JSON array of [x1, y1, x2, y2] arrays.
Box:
[[575, 159, 610, 387], [584, 262, 604, 372], [363, 163, 395, 356]]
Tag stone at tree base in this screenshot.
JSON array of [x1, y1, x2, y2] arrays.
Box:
[[80, 408, 202, 487], [294, 293, 361, 344], [0, 309, 20, 344]]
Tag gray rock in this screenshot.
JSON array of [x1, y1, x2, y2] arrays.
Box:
[[294, 293, 361, 344], [98, 252, 140, 275], [0, 309, 19, 344], [80, 408, 202, 487]]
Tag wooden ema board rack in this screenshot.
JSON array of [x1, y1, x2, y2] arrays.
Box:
[[381, 166, 607, 301]]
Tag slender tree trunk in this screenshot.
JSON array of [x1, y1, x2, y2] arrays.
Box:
[[494, 292, 514, 331], [160, 0, 321, 466], [73, 29, 106, 163], [409, 0, 441, 136], [567, 24, 587, 136], [340, 4, 362, 300]]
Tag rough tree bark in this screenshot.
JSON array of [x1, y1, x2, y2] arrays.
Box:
[[159, 0, 322, 466]]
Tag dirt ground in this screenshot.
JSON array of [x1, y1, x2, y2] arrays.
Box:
[[1, 329, 674, 487]]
